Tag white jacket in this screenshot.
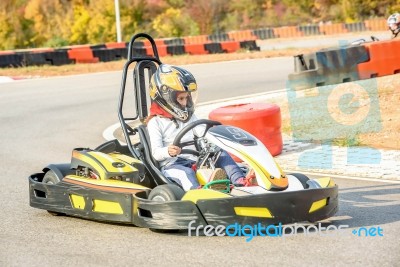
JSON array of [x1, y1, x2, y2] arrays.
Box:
[[147, 114, 204, 167]]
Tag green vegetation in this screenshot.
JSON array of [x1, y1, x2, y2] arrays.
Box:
[[0, 0, 398, 50]]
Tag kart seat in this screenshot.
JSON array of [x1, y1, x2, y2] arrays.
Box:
[[136, 124, 171, 186]]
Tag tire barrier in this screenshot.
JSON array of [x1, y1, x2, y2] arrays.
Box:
[[21, 50, 56, 66], [365, 19, 387, 31], [48, 50, 75, 66], [0, 39, 260, 68], [204, 43, 223, 54], [357, 39, 400, 79], [164, 38, 185, 46], [227, 30, 257, 41], [93, 48, 127, 62], [0, 18, 387, 68], [0, 50, 73, 67], [208, 33, 230, 42], [209, 103, 283, 157], [298, 25, 321, 36], [184, 43, 209, 55], [183, 35, 209, 45], [273, 26, 303, 38], [240, 41, 261, 51], [253, 28, 276, 39], [319, 23, 348, 35], [0, 53, 23, 67], [166, 45, 185, 56], [67, 47, 99, 64], [105, 42, 128, 49], [288, 45, 369, 90], [288, 37, 400, 90], [345, 22, 367, 32], [220, 41, 241, 53]]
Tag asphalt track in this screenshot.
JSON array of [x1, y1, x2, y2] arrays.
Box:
[[1, 56, 399, 266]]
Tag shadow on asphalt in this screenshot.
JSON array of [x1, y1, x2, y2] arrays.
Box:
[[328, 183, 400, 228]]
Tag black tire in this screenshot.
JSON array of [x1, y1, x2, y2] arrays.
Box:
[[42, 170, 64, 216], [42, 170, 61, 184], [289, 173, 310, 189], [148, 184, 185, 201]]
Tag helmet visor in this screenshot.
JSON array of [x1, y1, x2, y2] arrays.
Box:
[[171, 91, 195, 109], [167, 91, 196, 121]]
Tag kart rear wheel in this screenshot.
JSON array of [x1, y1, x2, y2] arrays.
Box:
[[42, 170, 60, 184], [148, 184, 185, 233], [148, 184, 185, 201], [42, 170, 64, 216]]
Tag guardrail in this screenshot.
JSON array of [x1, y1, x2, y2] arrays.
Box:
[[288, 38, 400, 90], [0, 18, 387, 68], [0, 39, 260, 68], [357, 39, 400, 79]]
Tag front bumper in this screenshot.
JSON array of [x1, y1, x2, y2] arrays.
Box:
[[29, 174, 338, 230]]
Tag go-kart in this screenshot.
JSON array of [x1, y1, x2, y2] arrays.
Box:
[[29, 33, 338, 230]]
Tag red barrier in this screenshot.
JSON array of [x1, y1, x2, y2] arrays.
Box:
[[67, 48, 99, 63], [319, 23, 348, 35], [105, 42, 127, 49], [227, 30, 257, 41], [357, 39, 400, 79], [273, 26, 303, 38], [220, 41, 240, 53], [365, 19, 387, 31], [145, 44, 168, 57], [184, 44, 208, 55], [183, 35, 209, 45], [0, 51, 15, 55], [143, 39, 166, 47], [38, 48, 55, 52], [209, 103, 283, 158]]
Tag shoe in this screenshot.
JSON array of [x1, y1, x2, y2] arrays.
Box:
[[208, 168, 229, 191], [234, 169, 257, 187], [245, 169, 257, 186]]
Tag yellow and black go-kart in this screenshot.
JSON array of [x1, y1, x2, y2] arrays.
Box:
[[29, 33, 338, 231]]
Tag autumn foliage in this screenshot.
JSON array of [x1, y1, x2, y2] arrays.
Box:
[[0, 0, 397, 50]]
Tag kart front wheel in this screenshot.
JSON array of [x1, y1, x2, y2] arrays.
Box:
[[290, 173, 321, 189], [290, 173, 310, 189], [148, 184, 185, 201], [42, 170, 64, 216]]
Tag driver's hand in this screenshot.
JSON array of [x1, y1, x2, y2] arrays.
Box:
[[168, 145, 181, 157]]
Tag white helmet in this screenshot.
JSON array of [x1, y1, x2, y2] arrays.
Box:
[[387, 13, 400, 35]]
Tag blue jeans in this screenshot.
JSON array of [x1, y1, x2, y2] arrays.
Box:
[[161, 151, 244, 191]]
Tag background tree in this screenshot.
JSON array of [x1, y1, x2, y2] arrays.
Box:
[[0, 1, 27, 49], [119, 0, 149, 41], [69, 1, 91, 44], [152, 7, 199, 37], [24, 0, 70, 47], [0, 0, 395, 50], [186, 0, 229, 34]]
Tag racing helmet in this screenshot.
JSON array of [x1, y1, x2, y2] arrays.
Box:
[[149, 64, 198, 122], [387, 13, 400, 35]]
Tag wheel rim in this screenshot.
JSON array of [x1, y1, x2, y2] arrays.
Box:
[[152, 195, 167, 201]]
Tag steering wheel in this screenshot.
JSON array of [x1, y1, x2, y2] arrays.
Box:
[[172, 119, 221, 156]]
